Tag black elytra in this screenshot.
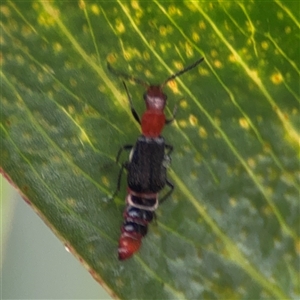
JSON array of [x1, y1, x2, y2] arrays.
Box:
[[114, 135, 174, 201], [127, 136, 172, 193]]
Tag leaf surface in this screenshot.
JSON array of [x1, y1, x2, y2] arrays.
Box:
[[1, 1, 299, 299]]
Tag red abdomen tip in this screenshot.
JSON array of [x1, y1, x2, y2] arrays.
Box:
[[118, 235, 142, 260]]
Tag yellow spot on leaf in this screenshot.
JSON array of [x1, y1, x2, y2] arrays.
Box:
[[69, 78, 77, 87], [257, 115, 263, 122], [214, 117, 221, 126], [262, 204, 273, 216], [263, 142, 271, 153], [107, 53, 117, 64], [185, 42, 193, 57], [115, 19, 125, 34], [101, 176, 110, 187], [160, 44, 167, 53], [16, 55, 24, 65], [38, 12, 56, 27], [68, 105, 75, 114], [38, 72, 45, 83], [47, 90, 54, 98], [167, 25, 173, 34], [214, 60, 222, 68], [189, 114, 198, 126], [21, 25, 33, 37], [75, 114, 83, 124], [64, 61, 73, 69], [135, 63, 142, 72], [116, 278, 125, 288], [167, 80, 179, 94], [228, 54, 237, 62], [285, 26, 291, 34], [199, 67, 209, 76], [248, 69, 259, 82], [194, 153, 202, 163], [144, 69, 152, 78], [32, 2, 40, 11], [123, 47, 141, 60], [276, 11, 284, 20], [78, 0, 85, 10], [159, 25, 167, 36], [66, 198, 76, 207], [98, 84, 106, 93], [229, 198, 237, 207], [210, 49, 218, 58], [180, 100, 188, 108], [0, 5, 11, 17], [239, 117, 249, 130], [178, 120, 187, 128], [174, 61, 183, 70], [261, 41, 269, 50], [168, 5, 182, 16], [143, 51, 150, 60], [84, 104, 98, 116], [247, 158, 256, 168], [270, 72, 283, 85], [22, 131, 32, 141], [168, 5, 176, 15], [53, 42, 62, 52], [149, 39, 156, 48], [199, 21, 206, 29], [91, 4, 100, 15], [80, 130, 90, 143], [199, 126, 207, 138], [131, 0, 141, 10], [192, 32, 200, 42]]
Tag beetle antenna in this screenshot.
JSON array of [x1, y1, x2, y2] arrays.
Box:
[[161, 57, 205, 87], [107, 62, 149, 88]]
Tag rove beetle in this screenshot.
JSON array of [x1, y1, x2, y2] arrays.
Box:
[[108, 57, 205, 260]]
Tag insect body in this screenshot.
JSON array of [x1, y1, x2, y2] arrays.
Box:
[[108, 57, 204, 260], [115, 136, 173, 260]]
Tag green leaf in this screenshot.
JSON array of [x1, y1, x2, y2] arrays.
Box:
[[1, 1, 299, 299]]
